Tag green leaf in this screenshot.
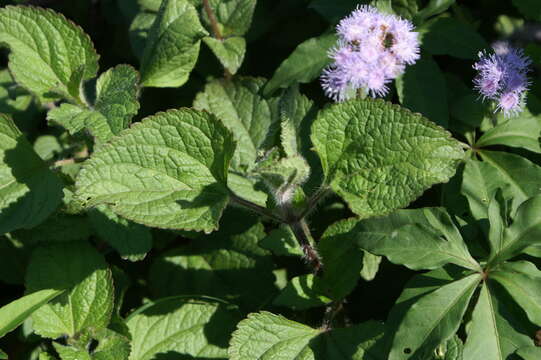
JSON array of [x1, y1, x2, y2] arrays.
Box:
[[0, 6, 99, 102], [53, 344, 90, 360], [396, 58, 449, 127], [89, 205, 152, 261], [491, 261, 541, 326], [264, 33, 337, 96], [227, 172, 268, 207], [273, 274, 332, 310], [193, 78, 278, 172], [517, 346, 541, 360], [129, 12, 157, 60], [229, 312, 385, 360], [33, 135, 63, 161], [140, 0, 208, 87], [259, 226, 303, 257], [463, 282, 534, 360], [148, 213, 276, 309], [0, 349, 6, 359], [203, 36, 246, 74], [26, 242, 114, 339], [490, 195, 541, 264], [0, 114, 64, 234], [487, 191, 507, 258], [476, 116, 541, 153], [512, 0, 541, 21], [421, 17, 488, 59], [414, 0, 456, 23], [202, 0, 257, 37], [47, 103, 104, 136], [76, 108, 236, 232], [389, 274, 481, 360], [392, 0, 418, 20], [0, 289, 63, 338], [127, 297, 241, 360], [0, 69, 35, 120], [139, 0, 162, 12], [311, 98, 464, 218], [91, 329, 131, 360]]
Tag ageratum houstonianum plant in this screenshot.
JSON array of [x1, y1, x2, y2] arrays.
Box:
[[0, 1, 540, 360]]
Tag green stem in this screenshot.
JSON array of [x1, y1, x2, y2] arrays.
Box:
[[202, 0, 232, 79], [229, 192, 284, 223]]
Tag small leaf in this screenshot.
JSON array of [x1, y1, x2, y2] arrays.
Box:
[[311, 98, 464, 218], [26, 242, 114, 339], [202, 0, 257, 37], [127, 297, 241, 360], [491, 261, 541, 326], [264, 33, 337, 96], [0, 114, 64, 234], [203, 36, 246, 74], [421, 17, 488, 59], [396, 58, 449, 127], [389, 274, 481, 360], [229, 312, 385, 360], [476, 116, 541, 153], [194, 78, 278, 172], [0, 6, 99, 102], [89, 205, 152, 261], [0, 289, 63, 338], [140, 0, 208, 87], [273, 274, 332, 310], [76, 109, 236, 232]]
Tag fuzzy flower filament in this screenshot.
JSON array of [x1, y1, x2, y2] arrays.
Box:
[[473, 43, 531, 117], [321, 6, 420, 101]]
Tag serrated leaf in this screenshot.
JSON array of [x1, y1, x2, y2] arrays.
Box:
[[92, 329, 131, 360], [476, 116, 541, 153], [396, 58, 449, 127], [53, 344, 91, 360], [129, 12, 157, 60], [127, 297, 240, 360], [203, 36, 246, 74], [202, 0, 256, 37], [149, 212, 276, 309], [463, 282, 534, 360], [194, 78, 278, 172], [517, 346, 541, 360], [48, 103, 103, 135], [273, 274, 332, 310], [0, 6, 99, 102], [389, 274, 481, 360], [491, 261, 541, 326], [76, 109, 235, 232], [489, 195, 541, 264], [311, 98, 464, 218], [26, 242, 114, 339], [264, 33, 337, 96], [140, 0, 208, 87], [0, 289, 63, 338], [0, 114, 64, 234], [229, 311, 385, 360], [512, 0, 541, 21], [421, 17, 488, 59]]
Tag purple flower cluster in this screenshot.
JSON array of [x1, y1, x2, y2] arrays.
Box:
[[473, 43, 531, 117], [321, 6, 420, 101]]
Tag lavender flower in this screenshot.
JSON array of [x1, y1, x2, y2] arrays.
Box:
[[321, 6, 420, 101], [473, 43, 531, 117]]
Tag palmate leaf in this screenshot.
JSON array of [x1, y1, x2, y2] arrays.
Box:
[[229, 312, 385, 360], [127, 297, 241, 360], [76, 108, 236, 232], [140, 0, 208, 87], [0, 114, 64, 234], [0, 6, 99, 102], [311, 98, 464, 218]]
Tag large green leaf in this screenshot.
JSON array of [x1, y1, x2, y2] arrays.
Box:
[[140, 0, 208, 87], [263, 33, 337, 96], [0, 289, 63, 338], [127, 297, 240, 360], [193, 78, 278, 172], [149, 211, 276, 309], [491, 261, 541, 326], [0, 6, 99, 102], [489, 195, 541, 264], [311, 98, 464, 218], [476, 116, 541, 153], [229, 311, 385, 360], [203, 36, 246, 74], [202, 0, 256, 36], [396, 58, 449, 127], [389, 274, 481, 360], [421, 17, 487, 59], [76, 108, 236, 232], [0, 114, 63, 234], [26, 242, 114, 339]]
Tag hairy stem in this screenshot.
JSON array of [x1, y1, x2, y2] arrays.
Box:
[[229, 192, 284, 223], [202, 0, 232, 79], [321, 301, 343, 331], [288, 218, 323, 274], [298, 186, 331, 219]]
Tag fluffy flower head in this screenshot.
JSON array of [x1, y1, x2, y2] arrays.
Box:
[[473, 43, 531, 117], [321, 6, 420, 101]]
